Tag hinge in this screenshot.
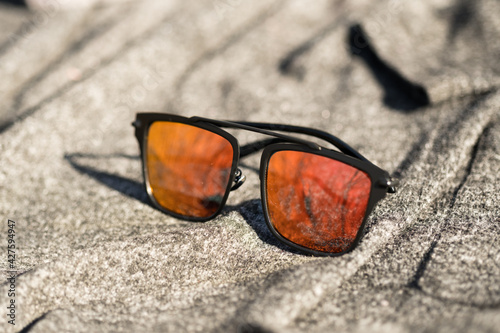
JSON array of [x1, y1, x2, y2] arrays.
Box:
[[378, 177, 399, 194]]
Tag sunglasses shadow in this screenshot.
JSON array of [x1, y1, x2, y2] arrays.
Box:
[[64, 152, 151, 206], [64, 152, 301, 254], [233, 199, 304, 255]]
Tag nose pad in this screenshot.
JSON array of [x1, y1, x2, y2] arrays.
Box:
[[230, 168, 246, 191]]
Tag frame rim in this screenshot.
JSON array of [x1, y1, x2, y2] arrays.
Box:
[[135, 113, 240, 222], [259, 143, 388, 257]]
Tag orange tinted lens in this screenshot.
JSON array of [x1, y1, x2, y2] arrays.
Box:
[[266, 150, 371, 253], [146, 121, 234, 218]]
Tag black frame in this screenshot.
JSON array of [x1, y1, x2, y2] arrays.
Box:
[[133, 113, 397, 256]]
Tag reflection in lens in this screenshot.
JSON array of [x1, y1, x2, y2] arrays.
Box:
[[146, 121, 234, 218], [266, 150, 371, 253]]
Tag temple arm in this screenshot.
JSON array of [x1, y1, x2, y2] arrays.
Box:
[[233, 121, 369, 162], [191, 116, 368, 162]]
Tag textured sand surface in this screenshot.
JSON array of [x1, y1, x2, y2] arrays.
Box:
[[0, 0, 499, 332]]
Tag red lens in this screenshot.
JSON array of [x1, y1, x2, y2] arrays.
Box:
[[146, 121, 234, 218], [265, 150, 371, 253]]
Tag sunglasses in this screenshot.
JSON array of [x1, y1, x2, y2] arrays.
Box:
[[132, 113, 398, 256]]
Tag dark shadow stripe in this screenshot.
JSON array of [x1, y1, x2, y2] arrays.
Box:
[[19, 311, 50, 333], [174, 0, 287, 94], [0, 15, 30, 58], [392, 130, 429, 180], [0, 0, 26, 6], [0, 10, 176, 134], [447, 0, 480, 42], [347, 23, 430, 112], [278, 16, 347, 80], [0, 6, 128, 133], [449, 122, 491, 208], [408, 234, 440, 290], [64, 153, 150, 206]]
